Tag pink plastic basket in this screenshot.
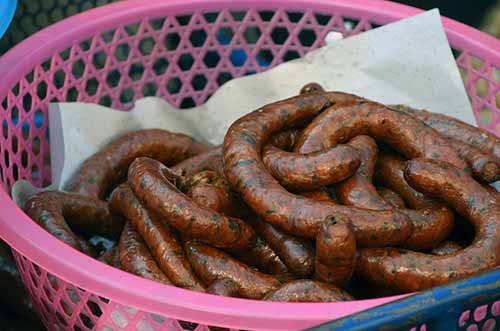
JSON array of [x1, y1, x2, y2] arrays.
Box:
[[0, 0, 498, 330]]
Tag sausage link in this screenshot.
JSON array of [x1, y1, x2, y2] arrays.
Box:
[[98, 246, 121, 268], [390, 104, 500, 163], [448, 138, 500, 183], [172, 146, 223, 177], [184, 173, 289, 275], [299, 188, 337, 203], [315, 215, 356, 286], [264, 279, 353, 302], [336, 135, 390, 210], [373, 153, 455, 250], [268, 129, 302, 151], [118, 222, 172, 285], [374, 153, 435, 209], [300, 82, 326, 95], [128, 157, 256, 250], [295, 101, 466, 170], [67, 129, 210, 199], [377, 187, 406, 208], [223, 92, 412, 247], [184, 241, 281, 299], [356, 159, 500, 292], [110, 184, 205, 291], [431, 241, 462, 256], [24, 191, 123, 256], [262, 143, 360, 191], [246, 216, 314, 277], [207, 279, 240, 297]]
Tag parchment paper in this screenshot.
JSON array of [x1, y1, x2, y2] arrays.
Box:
[[13, 9, 477, 207]]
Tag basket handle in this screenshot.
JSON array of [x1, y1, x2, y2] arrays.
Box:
[[307, 269, 500, 331]]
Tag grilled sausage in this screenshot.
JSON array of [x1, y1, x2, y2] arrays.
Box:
[[264, 279, 353, 302], [431, 241, 462, 256], [245, 216, 314, 278], [294, 100, 466, 170], [118, 222, 171, 285], [223, 92, 412, 247], [356, 159, 500, 292], [207, 279, 240, 297], [110, 184, 204, 291], [336, 135, 390, 210], [98, 246, 121, 268], [315, 215, 356, 286], [128, 157, 256, 251], [377, 187, 406, 208], [184, 241, 281, 299], [67, 129, 210, 199], [262, 143, 360, 191], [24, 191, 123, 256]]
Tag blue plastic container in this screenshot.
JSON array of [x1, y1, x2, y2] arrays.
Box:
[[0, 0, 16, 39]]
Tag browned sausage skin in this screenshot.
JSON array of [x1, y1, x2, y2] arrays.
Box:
[[264, 279, 353, 302], [448, 138, 499, 183], [184, 241, 281, 299], [315, 215, 356, 286], [295, 100, 466, 170], [67, 129, 210, 199], [300, 82, 325, 95], [390, 104, 500, 162], [119, 222, 172, 285], [110, 184, 205, 291], [356, 159, 500, 292], [377, 187, 406, 208], [223, 92, 412, 248], [262, 142, 360, 191], [245, 216, 314, 278], [299, 188, 337, 203], [431, 241, 462, 256], [373, 153, 455, 250], [128, 157, 256, 251], [207, 279, 240, 297], [335, 135, 390, 210], [24, 191, 123, 256], [171, 146, 224, 178]]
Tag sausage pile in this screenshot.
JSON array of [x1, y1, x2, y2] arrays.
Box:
[[23, 84, 500, 302]]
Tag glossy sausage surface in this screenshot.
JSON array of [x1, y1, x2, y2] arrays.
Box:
[[264, 279, 353, 302]]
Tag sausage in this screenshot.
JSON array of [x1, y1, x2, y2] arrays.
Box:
[[118, 222, 171, 285], [184, 241, 281, 299], [377, 187, 406, 208], [294, 100, 466, 170], [185, 171, 245, 218], [67, 129, 210, 199], [373, 153, 455, 250], [24, 191, 124, 256], [374, 153, 435, 209], [223, 92, 412, 248], [207, 279, 240, 297], [172, 146, 223, 177], [245, 216, 314, 277], [128, 157, 256, 251], [299, 188, 337, 203], [183, 174, 289, 275], [300, 82, 325, 94], [264, 279, 353, 302], [356, 159, 500, 292], [315, 215, 356, 286], [448, 138, 500, 183], [98, 246, 121, 268], [335, 135, 390, 210], [110, 184, 205, 291], [389, 104, 500, 162], [431, 241, 462, 256], [267, 129, 302, 151], [262, 142, 360, 191]]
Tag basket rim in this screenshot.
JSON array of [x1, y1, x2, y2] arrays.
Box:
[[0, 0, 497, 329]]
